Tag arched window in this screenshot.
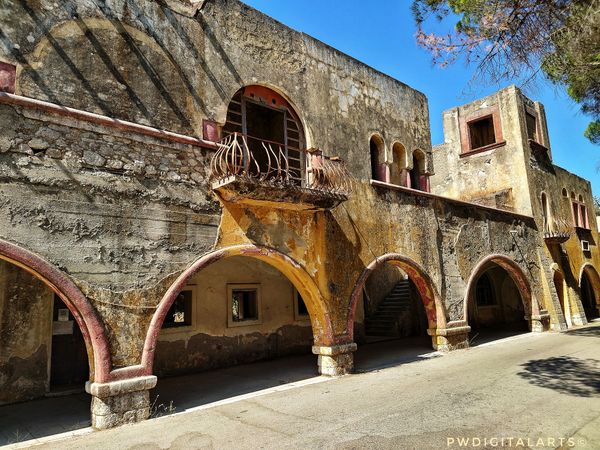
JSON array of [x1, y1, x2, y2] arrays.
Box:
[[541, 192, 550, 232], [561, 188, 568, 198], [409, 149, 429, 192], [391, 142, 408, 186], [222, 86, 305, 184], [570, 192, 590, 229], [370, 135, 385, 181]]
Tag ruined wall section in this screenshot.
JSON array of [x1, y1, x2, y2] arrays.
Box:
[[328, 183, 540, 330], [431, 86, 533, 216], [0, 102, 221, 367], [0, 261, 53, 405]]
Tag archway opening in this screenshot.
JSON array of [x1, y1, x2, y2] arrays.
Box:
[[468, 263, 529, 345], [151, 255, 320, 412], [581, 269, 599, 321], [351, 258, 440, 372], [0, 259, 91, 443]]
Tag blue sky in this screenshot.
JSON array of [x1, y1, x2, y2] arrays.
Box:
[[242, 0, 600, 196]]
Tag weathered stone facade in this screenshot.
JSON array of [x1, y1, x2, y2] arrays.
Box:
[[0, 0, 598, 431]]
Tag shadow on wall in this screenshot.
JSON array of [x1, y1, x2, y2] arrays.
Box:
[[6, 0, 244, 133], [518, 356, 600, 397]]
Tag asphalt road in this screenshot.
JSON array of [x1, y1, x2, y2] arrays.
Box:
[[21, 324, 600, 449]]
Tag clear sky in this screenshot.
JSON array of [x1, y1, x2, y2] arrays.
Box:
[[242, 0, 600, 196]]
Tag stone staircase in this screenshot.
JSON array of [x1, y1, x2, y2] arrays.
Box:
[[365, 280, 412, 337]]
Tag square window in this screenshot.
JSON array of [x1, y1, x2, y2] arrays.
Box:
[[468, 116, 496, 150], [294, 290, 310, 321], [526, 112, 538, 142], [163, 290, 193, 328], [228, 284, 262, 327]]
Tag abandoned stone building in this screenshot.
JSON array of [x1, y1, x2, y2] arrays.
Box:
[[1, 0, 599, 431]]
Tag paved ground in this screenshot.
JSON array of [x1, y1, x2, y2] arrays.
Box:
[[3, 324, 600, 449]]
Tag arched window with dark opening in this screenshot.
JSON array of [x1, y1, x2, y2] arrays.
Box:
[[391, 142, 408, 187], [409, 150, 429, 192], [370, 135, 385, 181], [222, 86, 305, 185]]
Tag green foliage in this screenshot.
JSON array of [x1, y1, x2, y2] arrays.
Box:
[[585, 122, 600, 145], [413, 0, 600, 145]]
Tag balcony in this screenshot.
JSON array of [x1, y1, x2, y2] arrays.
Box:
[[543, 218, 571, 244], [209, 133, 352, 210]]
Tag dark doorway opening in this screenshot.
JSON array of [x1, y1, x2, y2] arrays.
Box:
[[469, 265, 529, 345], [50, 295, 89, 392], [581, 272, 599, 321]]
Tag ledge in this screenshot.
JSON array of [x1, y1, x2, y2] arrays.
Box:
[[86, 375, 157, 398], [529, 139, 550, 153], [370, 180, 534, 221], [213, 176, 348, 211], [312, 343, 358, 356], [0, 92, 217, 150], [459, 141, 507, 158]]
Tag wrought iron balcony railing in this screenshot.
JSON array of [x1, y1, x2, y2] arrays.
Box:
[[209, 132, 352, 197], [543, 217, 571, 244]]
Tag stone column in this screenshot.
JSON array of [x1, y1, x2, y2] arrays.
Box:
[[86, 375, 157, 429], [429, 324, 471, 351], [312, 343, 357, 376]]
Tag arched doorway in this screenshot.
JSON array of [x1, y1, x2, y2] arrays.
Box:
[[467, 261, 530, 344], [348, 254, 445, 371], [222, 85, 306, 184], [580, 265, 600, 321], [143, 245, 330, 412], [360, 262, 428, 343], [0, 257, 93, 443]]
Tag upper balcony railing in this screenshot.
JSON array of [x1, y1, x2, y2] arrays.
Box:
[[543, 217, 571, 244], [209, 132, 352, 209]]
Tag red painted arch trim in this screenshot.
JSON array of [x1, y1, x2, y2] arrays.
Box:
[[463, 254, 540, 323], [135, 244, 332, 377], [0, 239, 112, 383], [347, 253, 447, 341]]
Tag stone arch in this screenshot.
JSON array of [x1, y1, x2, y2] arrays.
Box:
[[347, 253, 448, 342], [579, 263, 600, 316], [464, 254, 541, 329], [0, 239, 111, 383], [141, 244, 332, 375], [369, 133, 386, 181]]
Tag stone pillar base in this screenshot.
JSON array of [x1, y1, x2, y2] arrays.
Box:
[[312, 343, 357, 376], [86, 375, 157, 430], [429, 324, 471, 351], [528, 311, 551, 332], [570, 313, 588, 327]]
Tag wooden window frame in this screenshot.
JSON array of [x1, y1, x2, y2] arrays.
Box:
[[227, 284, 262, 328], [459, 105, 505, 156]]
